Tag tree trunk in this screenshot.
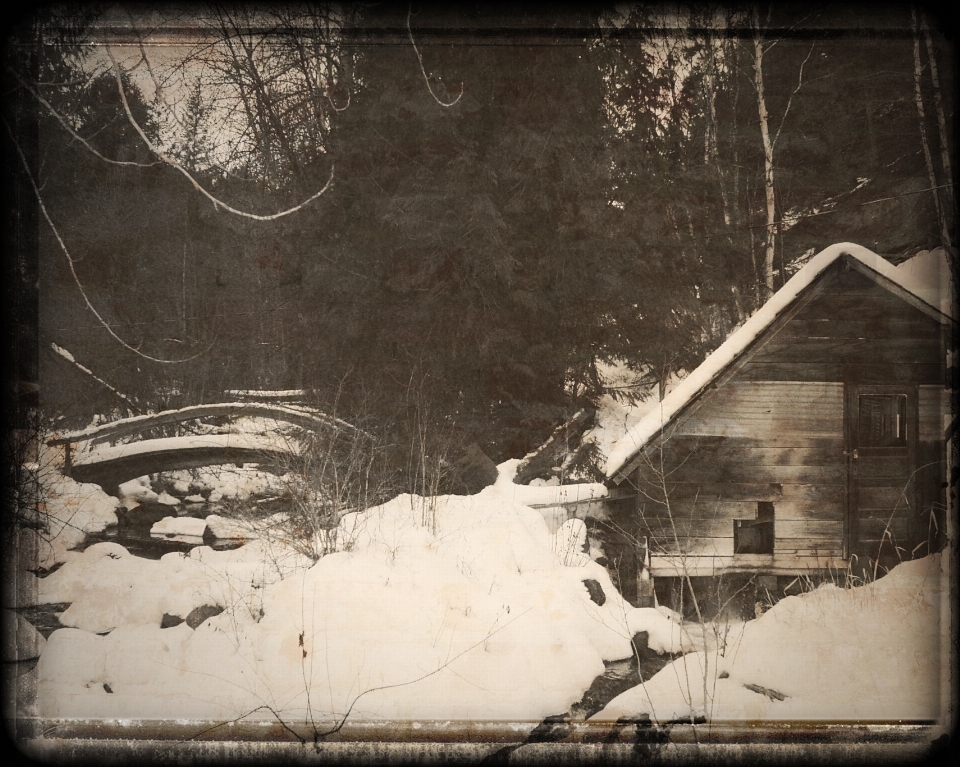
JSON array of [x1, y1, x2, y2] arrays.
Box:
[[754, 32, 777, 300], [921, 14, 954, 240], [911, 9, 949, 245]]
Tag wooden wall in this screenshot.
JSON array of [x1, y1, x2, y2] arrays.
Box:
[[629, 380, 846, 575], [615, 260, 950, 580]]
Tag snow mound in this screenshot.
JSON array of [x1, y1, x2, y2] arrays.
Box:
[[36, 486, 642, 722], [592, 554, 945, 722], [22, 473, 120, 570]]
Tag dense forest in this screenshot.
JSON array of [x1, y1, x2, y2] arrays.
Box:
[[4, 3, 954, 466]]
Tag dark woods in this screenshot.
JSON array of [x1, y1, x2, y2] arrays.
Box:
[[4, 4, 953, 468]]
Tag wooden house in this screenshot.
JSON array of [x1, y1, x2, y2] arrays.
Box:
[[600, 244, 955, 610]]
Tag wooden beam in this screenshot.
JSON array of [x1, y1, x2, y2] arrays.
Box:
[[47, 402, 368, 448]]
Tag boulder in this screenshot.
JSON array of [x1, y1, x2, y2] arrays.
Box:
[[185, 604, 224, 629], [582, 578, 606, 606]]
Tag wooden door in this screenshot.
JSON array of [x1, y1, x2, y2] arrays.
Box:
[[844, 383, 919, 567]]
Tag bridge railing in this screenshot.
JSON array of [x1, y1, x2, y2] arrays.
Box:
[[46, 402, 371, 474]]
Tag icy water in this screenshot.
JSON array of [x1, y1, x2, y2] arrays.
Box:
[[79, 500, 252, 559]]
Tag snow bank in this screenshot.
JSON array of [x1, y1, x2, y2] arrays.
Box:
[[592, 554, 945, 722], [36, 484, 642, 723], [21, 468, 120, 570]]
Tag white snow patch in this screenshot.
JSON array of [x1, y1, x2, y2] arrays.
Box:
[[592, 554, 944, 722], [150, 516, 207, 538], [35, 483, 643, 722], [117, 476, 158, 505]]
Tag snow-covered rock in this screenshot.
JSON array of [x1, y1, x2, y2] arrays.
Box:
[[150, 516, 206, 537], [204, 514, 256, 540], [118, 477, 159, 505], [156, 491, 180, 506]]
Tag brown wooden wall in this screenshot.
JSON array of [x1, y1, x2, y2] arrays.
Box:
[[618, 259, 950, 579]]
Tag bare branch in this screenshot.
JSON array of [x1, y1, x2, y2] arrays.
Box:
[[4, 116, 208, 364], [407, 4, 463, 108], [105, 46, 335, 221], [772, 42, 816, 149], [49, 343, 142, 413], [10, 68, 162, 168]]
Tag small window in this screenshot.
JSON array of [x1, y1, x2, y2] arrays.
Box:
[[734, 502, 775, 555], [858, 394, 907, 448]]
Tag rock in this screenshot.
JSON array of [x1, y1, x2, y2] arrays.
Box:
[[3, 610, 46, 661], [205, 515, 255, 540], [582, 578, 606, 606], [184, 495, 206, 504], [186, 604, 224, 629], [150, 516, 207, 537], [631, 631, 650, 655], [156, 491, 181, 506], [160, 613, 185, 629], [118, 477, 159, 504]]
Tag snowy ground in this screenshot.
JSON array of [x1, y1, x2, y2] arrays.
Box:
[[6, 432, 950, 732]]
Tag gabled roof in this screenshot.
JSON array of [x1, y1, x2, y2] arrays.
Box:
[[604, 243, 955, 482]]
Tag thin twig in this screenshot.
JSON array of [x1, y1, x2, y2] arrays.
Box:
[[10, 68, 162, 168], [105, 46, 335, 221], [4, 116, 209, 364], [406, 4, 463, 108]]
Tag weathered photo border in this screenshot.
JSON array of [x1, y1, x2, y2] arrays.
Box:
[[4, 3, 957, 764]]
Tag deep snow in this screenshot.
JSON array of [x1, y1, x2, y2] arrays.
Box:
[[591, 553, 946, 722], [12, 426, 950, 729]]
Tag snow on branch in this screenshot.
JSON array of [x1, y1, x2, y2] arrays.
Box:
[[407, 4, 463, 108], [105, 47, 335, 221], [3, 117, 208, 365], [49, 343, 142, 413]]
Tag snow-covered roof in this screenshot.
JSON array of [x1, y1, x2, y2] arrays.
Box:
[[604, 243, 954, 480]]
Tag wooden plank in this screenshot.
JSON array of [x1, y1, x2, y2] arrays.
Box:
[[919, 386, 951, 441], [737, 361, 946, 385], [857, 517, 913, 540], [636, 461, 845, 486], [674, 416, 842, 440], [634, 480, 856, 507], [857, 485, 911, 510], [737, 361, 844, 382], [648, 554, 849, 577], [658, 435, 843, 451], [773, 318, 943, 341], [648, 537, 735, 557], [856, 457, 914, 480], [636, 497, 844, 523], [750, 338, 943, 366], [640, 518, 842, 542], [775, 520, 843, 539]]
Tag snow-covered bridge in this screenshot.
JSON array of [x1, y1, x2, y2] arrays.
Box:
[[47, 402, 367, 495]]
